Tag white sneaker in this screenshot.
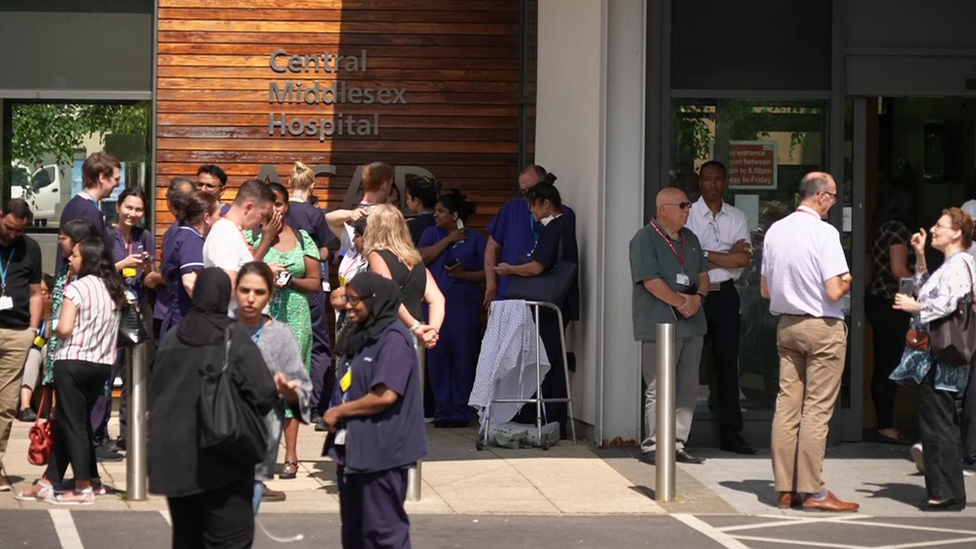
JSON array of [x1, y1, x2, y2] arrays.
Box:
[[963, 467, 975, 478], [910, 443, 924, 474]]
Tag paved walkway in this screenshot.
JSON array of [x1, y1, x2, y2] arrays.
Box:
[[5, 416, 976, 518]]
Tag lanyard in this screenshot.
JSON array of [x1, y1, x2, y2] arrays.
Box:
[[0, 247, 12, 295], [251, 323, 265, 344], [649, 221, 686, 267], [796, 207, 821, 220], [233, 222, 255, 255], [529, 212, 542, 244]]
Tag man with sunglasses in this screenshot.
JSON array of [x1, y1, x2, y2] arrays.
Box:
[[197, 164, 231, 216], [762, 172, 856, 512], [630, 187, 710, 466], [685, 161, 756, 456]]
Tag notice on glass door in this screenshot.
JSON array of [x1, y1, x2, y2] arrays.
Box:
[[728, 141, 778, 190]]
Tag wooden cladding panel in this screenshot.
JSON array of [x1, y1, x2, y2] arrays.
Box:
[[156, 0, 526, 246]]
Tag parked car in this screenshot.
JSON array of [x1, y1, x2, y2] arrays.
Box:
[[11, 162, 61, 225]]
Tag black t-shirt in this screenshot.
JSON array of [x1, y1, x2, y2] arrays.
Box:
[[408, 213, 436, 246], [529, 214, 580, 321], [0, 235, 43, 329], [375, 250, 426, 322]]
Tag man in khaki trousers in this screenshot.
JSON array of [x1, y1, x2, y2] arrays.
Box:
[[761, 173, 858, 513]]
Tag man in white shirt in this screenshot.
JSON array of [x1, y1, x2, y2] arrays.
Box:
[[685, 161, 755, 455], [761, 171, 857, 513], [203, 179, 276, 310]]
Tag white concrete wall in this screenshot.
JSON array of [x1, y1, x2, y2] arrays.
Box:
[[0, 12, 152, 96], [536, 0, 645, 443]]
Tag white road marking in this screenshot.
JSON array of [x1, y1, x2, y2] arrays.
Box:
[[159, 510, 172, 526], [720, 515, 873, 533], [877, 538, 976, 549], [731, 535, 862, 549], [48, 509, 84, 549], [844, 520, 976, 537], [672, 514, 751, 549]]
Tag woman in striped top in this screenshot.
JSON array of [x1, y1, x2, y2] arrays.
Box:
[[17, 237, 125, 505]]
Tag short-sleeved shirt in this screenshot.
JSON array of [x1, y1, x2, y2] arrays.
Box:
[[418, 226, 487, 306], [153, 223, 182, 321], [0, 235, 42, 329], [409, 212, 436, 246], [762, 206, 850, 319], [629, 220, 709, 342], [528, 214, 580, 321], [868, 220, 912, 299], [161, 224, 205, 334], [337, 202, 376, 286], [204, 218, 253, 313], [333, 323, 427, 474], [56, 193, 112, 273], [487, 197, 576, 299], [286, 200, 333, 250], [685, 198, 751, 284], [111, 226, 155, 303], [54, 275, 121, 365]]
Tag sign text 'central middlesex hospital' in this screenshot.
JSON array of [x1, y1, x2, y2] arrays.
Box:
[[267, 49, 407, 141]]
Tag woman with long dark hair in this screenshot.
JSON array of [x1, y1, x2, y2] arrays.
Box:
[[324, 272, 426, 548], [17, 237, 125, 504], [418, 190, 487, 427], [149, 268, 277, 547], [866, 185, 915, 444]]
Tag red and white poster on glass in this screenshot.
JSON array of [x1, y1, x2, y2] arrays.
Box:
[[728, 141, 777, 190]]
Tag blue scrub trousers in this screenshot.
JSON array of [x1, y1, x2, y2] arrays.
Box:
[[427, 303, 479, 423], [338, 466, 411, 549]]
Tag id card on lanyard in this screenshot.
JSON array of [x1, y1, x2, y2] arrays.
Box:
[[0, 247, 14, 310], [334, 361, 353, 446], [649, 221, 690, 285]]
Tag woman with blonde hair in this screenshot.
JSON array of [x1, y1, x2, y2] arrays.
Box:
[[364, 204, 445, 348]]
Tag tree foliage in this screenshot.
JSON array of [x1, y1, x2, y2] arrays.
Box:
[[11, 103, 149, 168]]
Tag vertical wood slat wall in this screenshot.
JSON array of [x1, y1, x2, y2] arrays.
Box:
[[155, 0, 525, 240]]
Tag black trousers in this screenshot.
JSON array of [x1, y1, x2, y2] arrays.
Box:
[[865, 293, 911, 430], [168, 479, 254, 549], [308, 291, 335, 416], [45, 359, 110, 483], [918, 368, 966, 502], [961, 366, 976, 464], [703, 281, 743, 436], [338, 466, 411, 549], [516, 307, 569, 437]]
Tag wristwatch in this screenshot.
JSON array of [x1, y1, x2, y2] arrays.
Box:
[[703, 250, 710, 259], [697, 292, 707, 304]]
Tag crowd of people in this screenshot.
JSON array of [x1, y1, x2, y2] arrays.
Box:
[[0, 152, 580, 547]]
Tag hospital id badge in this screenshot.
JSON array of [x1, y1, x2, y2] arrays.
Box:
[[339, 369, 352, 393], [334, 428, 347, 446], [0, 296, 12, 310], [676, 273, 690, 286]]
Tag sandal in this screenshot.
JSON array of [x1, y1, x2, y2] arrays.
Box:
[[53, 487, 95, 506], [16, 480, 56, 502], [279, 461, 299, 480]]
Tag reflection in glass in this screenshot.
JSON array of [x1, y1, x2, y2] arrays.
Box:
[[672, 99, 829, 412], [8, 102, 150, 228]]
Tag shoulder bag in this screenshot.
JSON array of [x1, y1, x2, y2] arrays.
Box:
[[505, 228, 578, 306], [929, 260, 976, 366], [198, 326, 268, 465]]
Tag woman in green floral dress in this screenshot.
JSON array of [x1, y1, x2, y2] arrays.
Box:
[[246, 183, 321, 479]]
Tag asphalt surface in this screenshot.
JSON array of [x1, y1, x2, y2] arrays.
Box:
[[5, 510, 976, 549]]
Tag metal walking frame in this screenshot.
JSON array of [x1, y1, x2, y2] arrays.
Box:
[[475, 300, 577, 451]]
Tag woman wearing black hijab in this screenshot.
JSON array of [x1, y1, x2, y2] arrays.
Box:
[[149, 268, 277, 549], [323, 272, 427, 549]]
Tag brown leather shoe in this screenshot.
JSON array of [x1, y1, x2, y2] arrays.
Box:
[[261, 483, 286, 502], [777, 492, 799, 509], [803, 491, 859, 513]]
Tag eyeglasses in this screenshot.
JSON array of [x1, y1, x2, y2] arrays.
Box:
[[931, 223, 954, 231], [341, 293, 371, 306], [664, 202, 692, 210], [820, 190, 837, 199]]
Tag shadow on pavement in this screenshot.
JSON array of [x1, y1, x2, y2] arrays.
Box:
[[718, 478, 779, 507], [856, 481, 928, 506]]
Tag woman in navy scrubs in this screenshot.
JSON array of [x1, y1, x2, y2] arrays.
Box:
[[495, 183, 579, 437], [161, 191, 221, 334], [418, 190, 486, 427], [324, 272, 426, 549]]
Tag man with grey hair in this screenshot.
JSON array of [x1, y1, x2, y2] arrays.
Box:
[[629, 186, 710, 465], [762, 171, 857, 512]]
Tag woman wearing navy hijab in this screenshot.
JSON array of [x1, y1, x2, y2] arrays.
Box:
[[324, 272, 426, 549], [418, 190, 486, 427]]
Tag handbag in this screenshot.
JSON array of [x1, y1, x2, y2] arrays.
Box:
[[905, 328, 930, 352], [505, 227, 578, 306], [28, 387, 55, 466], [117, 302, 149, 348], [197, 326, 268, 465], [930, 261, 976, 366]]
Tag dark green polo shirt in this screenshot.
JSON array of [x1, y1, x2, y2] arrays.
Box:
[[629, 220, 708, 342]]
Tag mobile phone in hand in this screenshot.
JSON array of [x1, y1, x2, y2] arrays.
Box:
[[898, 277, 915, 295]]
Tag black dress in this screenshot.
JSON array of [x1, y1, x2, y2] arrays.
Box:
[[374, 249, 426, 322]]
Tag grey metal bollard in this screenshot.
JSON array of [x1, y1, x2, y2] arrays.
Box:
[[655, 323, 676, 502], [126, 342, 149, 501], [406, 335, 425, 502]]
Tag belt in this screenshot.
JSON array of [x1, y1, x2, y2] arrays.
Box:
[[781, 313, 815, 318], [709, 280, 736, 292]]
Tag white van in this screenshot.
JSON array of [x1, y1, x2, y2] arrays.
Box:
[[11, 162, 61, 225]]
